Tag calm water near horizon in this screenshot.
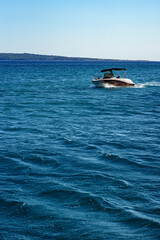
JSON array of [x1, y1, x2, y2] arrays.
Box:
[[0, 61, 160, 239]]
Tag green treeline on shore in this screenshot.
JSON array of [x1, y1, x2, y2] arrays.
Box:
[[0, 53, 150, 62], [0, 53, 107, 61]]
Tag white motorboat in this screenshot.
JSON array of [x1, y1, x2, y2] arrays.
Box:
[[92, 68, 134, 87]]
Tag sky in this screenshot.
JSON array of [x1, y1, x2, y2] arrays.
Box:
[[0, 0, 160, 60]]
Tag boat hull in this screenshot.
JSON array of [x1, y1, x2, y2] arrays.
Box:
[[92, 78, 134, 88]]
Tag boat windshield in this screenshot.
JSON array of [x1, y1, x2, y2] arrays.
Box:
[[104, 72, 114, 78]]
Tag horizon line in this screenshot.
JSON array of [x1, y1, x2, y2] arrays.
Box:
[[0, 52, 160, 62]]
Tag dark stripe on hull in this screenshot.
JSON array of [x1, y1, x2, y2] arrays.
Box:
[[102, 80, 134, 87]]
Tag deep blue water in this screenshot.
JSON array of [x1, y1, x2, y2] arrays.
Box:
[[0, 61, 160, 240]]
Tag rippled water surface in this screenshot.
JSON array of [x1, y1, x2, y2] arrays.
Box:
[[0, 61, 160, 240]]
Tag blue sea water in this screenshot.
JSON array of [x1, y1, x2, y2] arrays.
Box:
[[0, 60, 160, 240]]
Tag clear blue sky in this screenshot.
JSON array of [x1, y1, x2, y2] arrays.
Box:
[[0, 0, 160, 60]]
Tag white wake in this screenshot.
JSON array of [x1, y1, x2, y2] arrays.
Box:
[[134, 82, 160, 88]]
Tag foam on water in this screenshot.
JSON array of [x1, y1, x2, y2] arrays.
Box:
[[103, 83, 119, 88], [135, 81, 160, 88]]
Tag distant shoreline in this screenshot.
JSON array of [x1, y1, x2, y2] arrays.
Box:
[[0, 53, 158, 62]]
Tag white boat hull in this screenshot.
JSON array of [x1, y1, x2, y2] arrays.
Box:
[[92, 77, 134, 88]]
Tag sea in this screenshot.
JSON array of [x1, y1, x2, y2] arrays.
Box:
[[0, 60, 160, 240]]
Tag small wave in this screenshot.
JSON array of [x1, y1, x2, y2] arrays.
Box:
[[39, 187, 114, 212], [101, 153, 150, 170], [64, 138, 72, 143], [135, 82, 160, 88], [0, 198, 26, 216], [125, 209, 160, 227]]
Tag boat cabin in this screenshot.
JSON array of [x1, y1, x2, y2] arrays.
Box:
[[101, 68, 126, 79], [103, 71, 114, 79]]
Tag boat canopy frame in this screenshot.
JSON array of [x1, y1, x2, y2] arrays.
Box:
[[101, 68, 126, 72]]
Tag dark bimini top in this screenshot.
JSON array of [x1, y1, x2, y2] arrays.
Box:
[[101, 68, 126, 72]]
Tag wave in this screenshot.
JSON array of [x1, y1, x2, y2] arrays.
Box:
[[39, 186, 115, 212], [0, 198, 26, 216], [99, 153, 160, 176], [38, 185, 160, 231], [135, 82, 160, 88], [125, 209, 160, 228]]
